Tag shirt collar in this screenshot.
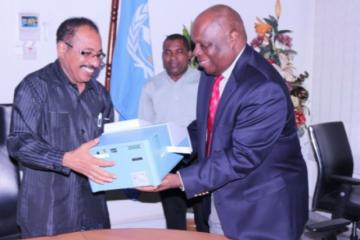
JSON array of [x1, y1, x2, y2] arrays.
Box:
[[221, 46, 246, 79], [54, 59, 95, 91], [166, 67, 194, 84], [218, 46, 246, 96]]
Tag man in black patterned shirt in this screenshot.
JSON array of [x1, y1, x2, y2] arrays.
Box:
[[7, 17, 116, 238]]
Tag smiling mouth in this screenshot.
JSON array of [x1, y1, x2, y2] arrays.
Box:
[[81, 65, 96, 74], [198, 59, 209, 66]]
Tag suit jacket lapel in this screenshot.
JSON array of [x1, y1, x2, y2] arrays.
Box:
[[197, 45, 253, 157], [197, 73, 213, 157], [215, 45, 252, 124]]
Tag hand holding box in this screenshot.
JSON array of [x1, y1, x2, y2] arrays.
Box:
[[89, 119, 192, 192]]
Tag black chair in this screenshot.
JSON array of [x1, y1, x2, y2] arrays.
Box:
[[307, 121, 360, 240], [0, 104, 21, 240]]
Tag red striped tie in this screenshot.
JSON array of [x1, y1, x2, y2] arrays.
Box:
[[206, 75, 224, 157]]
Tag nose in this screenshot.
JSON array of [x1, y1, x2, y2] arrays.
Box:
[[90, 55, 101, 68], [168, 52, 177, 60], [193, 43, 202, 58]]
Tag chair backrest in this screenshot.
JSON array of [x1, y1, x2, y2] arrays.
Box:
[[0, 104, 21, 239], [308, 121, 354, 212]]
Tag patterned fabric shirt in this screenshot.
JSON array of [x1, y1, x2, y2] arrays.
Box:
[[7, 60, 114, 238]]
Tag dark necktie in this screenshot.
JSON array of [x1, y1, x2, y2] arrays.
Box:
[[206, 75, 224, 157]]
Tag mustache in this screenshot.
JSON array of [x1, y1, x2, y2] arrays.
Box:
[[80, 64, 98, 71]]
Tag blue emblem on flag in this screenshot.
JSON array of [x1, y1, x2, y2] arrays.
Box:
[[110, 0, 154, 120]]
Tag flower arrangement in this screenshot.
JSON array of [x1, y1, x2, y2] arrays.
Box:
[[250, 14, 309, 135]]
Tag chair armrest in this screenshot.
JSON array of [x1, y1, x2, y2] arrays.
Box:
[[306, 218, 350, 233], [330, 174, 360, 185]]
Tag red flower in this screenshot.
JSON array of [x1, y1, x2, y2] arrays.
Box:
[[295, 110, 306, 128], [267, 59, 276, 64], [250, 36, 264, 48], [275, 34, 292, 48]]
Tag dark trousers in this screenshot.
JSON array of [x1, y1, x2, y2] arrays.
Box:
[[160, 188, 210, 232]]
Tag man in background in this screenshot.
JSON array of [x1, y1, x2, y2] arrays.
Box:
[[140, 5, 308, 240], [138, 34, 210, 232], [7, 17, 116, 238]]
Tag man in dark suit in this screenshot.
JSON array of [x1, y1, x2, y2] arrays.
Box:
[[140, 4, 308, 239]]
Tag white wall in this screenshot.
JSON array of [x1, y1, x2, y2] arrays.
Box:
[[0, 0, 111, 103], [312, 0, 360, 173]]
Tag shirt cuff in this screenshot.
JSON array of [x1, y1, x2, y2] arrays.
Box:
[[176, 171, 185, 191]]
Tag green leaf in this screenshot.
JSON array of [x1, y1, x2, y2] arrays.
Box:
[[277, 30, 292, 34], [271, 53, 281, 66], [182, 25, 189, 36], [282, 49, 297, 55], [269, 15, 278, 22], [182, 25, 191, 41], [182, 24, 195, 50], [182, 24, 198, 68], [264, 18, 276, 29], [264, 15, 278, 29]]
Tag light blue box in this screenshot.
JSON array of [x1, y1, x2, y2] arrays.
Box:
[[89, 121, 191, 192]]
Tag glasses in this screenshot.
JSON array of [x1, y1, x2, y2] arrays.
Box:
[[64, 42, 106, 61]]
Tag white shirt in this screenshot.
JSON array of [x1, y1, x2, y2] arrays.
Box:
[[219, 46, 245, 97], [138, 67, 200, 127]]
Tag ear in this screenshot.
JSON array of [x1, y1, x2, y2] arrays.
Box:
[[57, 41, 66, 58], [229, 30, 239, 49]]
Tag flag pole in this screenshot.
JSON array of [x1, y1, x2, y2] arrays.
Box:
[[105, 0, 120, 91]]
